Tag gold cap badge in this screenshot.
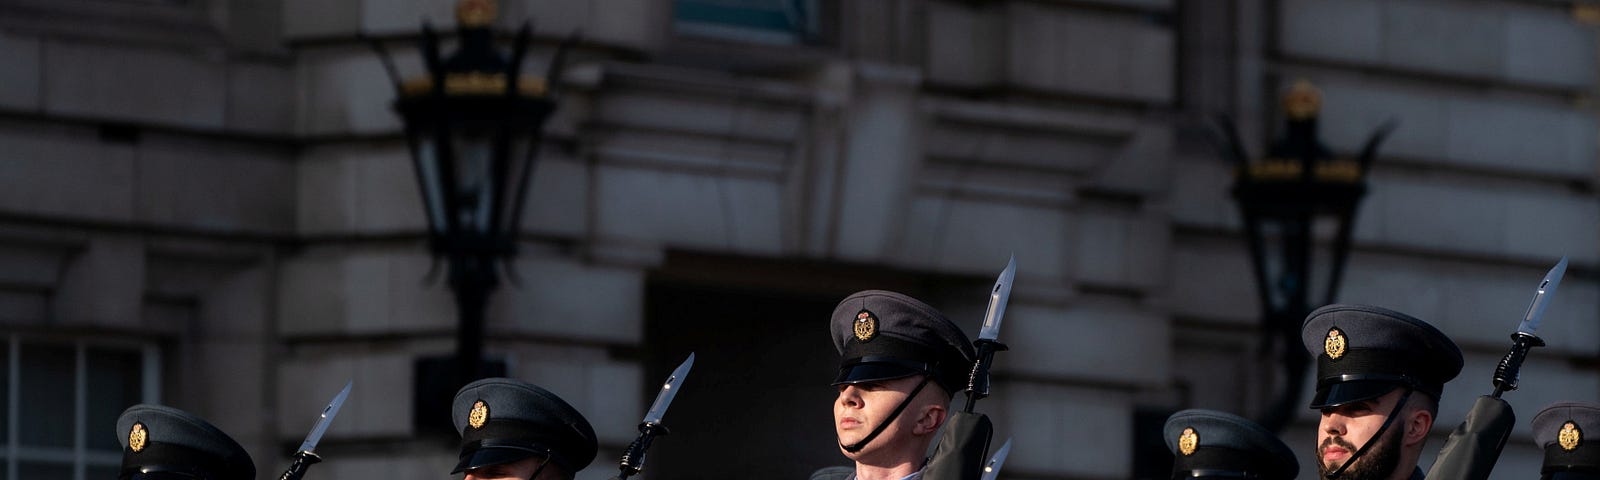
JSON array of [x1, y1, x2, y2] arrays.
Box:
[[1561, 421, 1582, 451], [854, 310, 877, 342], [1325, 327, 1347, 360], [129, 422, 148, 453], [468, 400, 489, 429], [1178, 427, 1199, 456]]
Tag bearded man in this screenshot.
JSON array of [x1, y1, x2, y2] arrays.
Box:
[[1303, 304, 1464, 480]]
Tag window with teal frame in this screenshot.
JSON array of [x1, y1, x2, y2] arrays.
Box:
[[674, 0, 823, 46]]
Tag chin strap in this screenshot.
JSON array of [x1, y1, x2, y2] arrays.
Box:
[[1326, 388, 1413, 479], [840, 377, 933, 454], [525, 454, 550, 480]]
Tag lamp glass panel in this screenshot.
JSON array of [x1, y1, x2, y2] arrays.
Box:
[[499, 132, 537, 232], [1255, 218, 1294, 312], [450, 126, 497, 236], [414, 136, 449, 236]]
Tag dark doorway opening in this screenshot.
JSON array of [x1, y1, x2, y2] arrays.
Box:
[[640, 252, 954, 479], [644, 283, 839, 479]]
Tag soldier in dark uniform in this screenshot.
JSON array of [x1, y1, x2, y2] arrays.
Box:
[[1532, 402, 1600, 480], [825, 290, 977, 480], [1164, 409, 1298, 479], [116, 404, 255, 480], [450, 377, 598, 480], [1303, 304, 1463, 480]]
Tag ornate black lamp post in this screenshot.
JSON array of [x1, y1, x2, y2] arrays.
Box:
[[370, 0, 572, 431], [1213, 80, 1394, 433]]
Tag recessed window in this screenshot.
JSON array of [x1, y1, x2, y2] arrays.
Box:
[[673, 0, 824, 46], [82, 0, 192, 4], [0, 336, 160, 480]]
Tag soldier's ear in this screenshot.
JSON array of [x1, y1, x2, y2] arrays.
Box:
[[914, 402, 947, 435], [1403, 405, 1433, 446]]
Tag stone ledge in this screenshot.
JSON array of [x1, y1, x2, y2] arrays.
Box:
[[991, 382, 1133, 478], [1280, 0, 1596, 90], [43, 40, 227, 129], [923, 98, 1142, 137], [1001, 301, 1170, 388], [1169, 157, 1600, 267], [276, 352, 417, 439], [893, 196, 1071, 278], [1307, 76, 1596, 180], [592, 87, 809, 145], [592, 164, 786, 256], [1005, 2, 1174, 103], [276, 248, 456, 337], [0, 32, 40, 110], [493, 254, 646, 344]]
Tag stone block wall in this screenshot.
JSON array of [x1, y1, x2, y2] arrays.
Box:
[[0, 0, 1595, 478]]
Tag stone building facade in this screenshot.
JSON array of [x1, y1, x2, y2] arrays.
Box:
[[0, 1, 1595, 479]]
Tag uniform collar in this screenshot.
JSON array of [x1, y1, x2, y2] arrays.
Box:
[[848, 468, 922, 480]]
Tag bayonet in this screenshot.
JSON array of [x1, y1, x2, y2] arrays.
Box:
[[964, 256, 1016, 413], [978, 256, 1016, 342], [616, 353, 695, 480], [299, 381, 352, 453], [980, 438, 1013, 480], [1493, 256, 1567, 397], [279, 380, 352, 480], [643, 353, 694, 425], [1516, 256, 1566, 336]]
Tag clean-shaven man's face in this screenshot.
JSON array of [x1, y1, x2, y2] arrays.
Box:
[[833, 375, 945, 459]]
